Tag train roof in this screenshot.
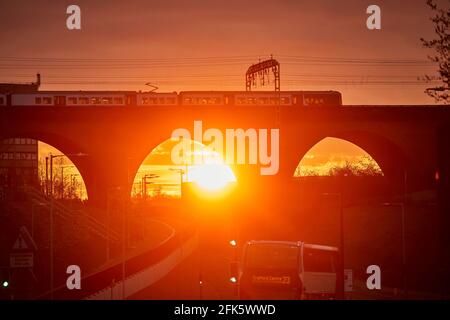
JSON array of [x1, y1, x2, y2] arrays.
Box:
[[7, 90, 341, 95], [178, 90, 341, 94], [10, 90, 150, 94]]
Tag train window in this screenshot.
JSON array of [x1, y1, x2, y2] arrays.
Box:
[[91, 97, 101, 104], [102, 97, 113, 104], [159, 98, 165, 104], [258, 98, 269, 105], [79, 97, 89, 105], [141, 97, 149, 104], [167, 98, 176, 104], [68, 97, 77, 104], [114, 97, 124, 104], [304, 97, 325, 106], [281, 97, 290, 105], [35, 97, 42, 104], [42, 97, 52, 104]]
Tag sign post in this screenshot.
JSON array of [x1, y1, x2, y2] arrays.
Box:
[[9, 226, 37, 297], [344, 269, 353, 294]]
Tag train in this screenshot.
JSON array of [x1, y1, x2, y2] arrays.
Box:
[[0, 90, 342, 107]]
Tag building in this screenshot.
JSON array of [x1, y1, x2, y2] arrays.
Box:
[[0, 75, 40, 194], [0, 74, 40, 94]]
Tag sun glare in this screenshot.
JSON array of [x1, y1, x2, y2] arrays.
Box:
[[133, 139, 236, 198], [187, 163, 236, 191]]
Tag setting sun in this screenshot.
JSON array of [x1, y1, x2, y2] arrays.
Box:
[[133, 139, 236, 198], [187, 163, 236, 191]]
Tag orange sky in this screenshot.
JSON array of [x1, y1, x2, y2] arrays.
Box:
[[0, 0, 448, 104], [3, 1, 447, 197]]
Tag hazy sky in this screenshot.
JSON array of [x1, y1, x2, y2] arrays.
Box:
[[0, 0, 447, 104]]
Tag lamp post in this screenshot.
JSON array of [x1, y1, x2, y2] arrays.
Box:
[[59, 165, 75, 199], [383, 202, 407, 298], [46, 154, 64, 198], [31, 202, 48, 238], [30, 201, 54, 299], [141, 173, 159, 199], [323, 192, 345, 299], [69, 174, 79, 199], [43, 152, 87, 299], [45, 152, 87, 198], [169, 168, 185, 197]]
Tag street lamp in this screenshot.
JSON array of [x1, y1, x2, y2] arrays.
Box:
[[31, 202, 48, 237], [30, 201, 54, 299], [169, 168, 185, 197], [45, 152, 88, 198], [59, 165, 75, 199], [382, 202, 407, 298], [46, 154, 64, 197], [69, 174, 79, 199], [141, 173, 159, 199], [322, 192, 344, 299], [43, 152, 87, 299]]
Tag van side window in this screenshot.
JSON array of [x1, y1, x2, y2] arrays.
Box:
[[303, 248, 336, 273]]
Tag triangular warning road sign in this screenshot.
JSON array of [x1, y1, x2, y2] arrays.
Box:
[[11, 226, 37, 252], [13, 234, 28, 250]]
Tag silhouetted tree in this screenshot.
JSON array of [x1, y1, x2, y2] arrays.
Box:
[[421, 0, 450, 103], [329, 157, 383, 177]]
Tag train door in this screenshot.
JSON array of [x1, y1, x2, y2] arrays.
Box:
[[224, 93, 235, 106], [126, 94, 137, 106], [54, 96, 66, 106]]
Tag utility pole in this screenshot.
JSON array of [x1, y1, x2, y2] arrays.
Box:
[[142, 173, 159, 199], [45, 157, 49, 196]]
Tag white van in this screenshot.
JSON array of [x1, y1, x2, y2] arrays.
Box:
[[231, 240, 339, 299]]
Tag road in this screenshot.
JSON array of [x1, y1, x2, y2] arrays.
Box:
[[130, 216, 235, 300]]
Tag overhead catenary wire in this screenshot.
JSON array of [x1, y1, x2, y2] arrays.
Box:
[[0, 54, 439, 88]]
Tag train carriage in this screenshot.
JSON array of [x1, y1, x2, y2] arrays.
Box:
[[4, 90, 342, 108], [179, 92, 227, 106], [10, 92, 135, 107], [136, 92, 178, 106]]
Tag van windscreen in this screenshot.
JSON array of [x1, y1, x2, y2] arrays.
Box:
[[246, 244, 299, 270]]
